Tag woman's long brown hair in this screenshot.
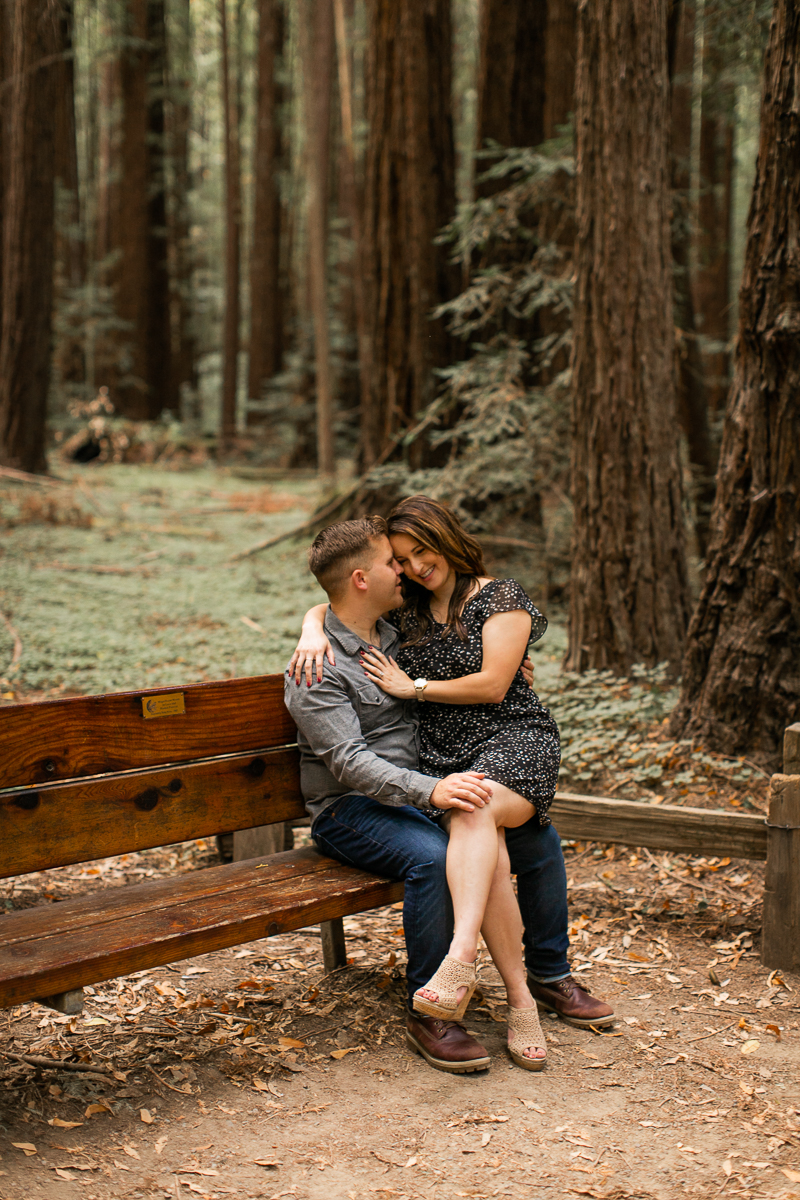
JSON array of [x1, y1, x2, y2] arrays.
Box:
[[387, 495, 488, 645]]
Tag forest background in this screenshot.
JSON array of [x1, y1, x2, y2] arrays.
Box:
[[0, 0, 798, 775]]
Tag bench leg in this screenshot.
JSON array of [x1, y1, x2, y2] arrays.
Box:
[[39, 988, 84, 1016], [761, 772, 800, 972], [321, 918, 347, 973]]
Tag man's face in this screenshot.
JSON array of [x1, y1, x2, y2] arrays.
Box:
[[361, 536, 404, 610]]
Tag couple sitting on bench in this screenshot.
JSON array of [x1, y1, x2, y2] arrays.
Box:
[[285, 495, 613, 1074]]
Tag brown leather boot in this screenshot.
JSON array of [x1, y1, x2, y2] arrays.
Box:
[[406, 1011, 490, 1073], [527, 973, 615, 1029]]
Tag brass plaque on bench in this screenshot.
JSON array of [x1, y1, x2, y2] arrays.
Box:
[[142, 692, 186, 719]]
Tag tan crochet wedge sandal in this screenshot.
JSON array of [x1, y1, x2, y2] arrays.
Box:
[[507, 1004, 547, 1071], [412, 955, 477, 1021]]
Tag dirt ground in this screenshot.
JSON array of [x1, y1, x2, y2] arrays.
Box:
[[2, 837, 799, 1200]]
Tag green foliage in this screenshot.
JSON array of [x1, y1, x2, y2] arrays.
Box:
[[365, 141, 575, 593]]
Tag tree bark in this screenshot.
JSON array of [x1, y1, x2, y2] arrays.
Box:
[[669, 0, 716, 555], [53, 0, 86, 393], [219, 0, 242, 444], [167, 0, 197, 417], [695, 42, 735, 416], [477, 0, 546, 152], [247, 0, 286, 419], [0, 0, 63, 472], [302, 0, 335, 477], [567, 0, 691, 675], [360, 0, 457, 468], [96, 0, 172, 420], [668, 0, 800, 766]]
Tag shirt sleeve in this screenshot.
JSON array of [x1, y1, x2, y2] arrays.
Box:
[[284, 674, 439, 811], [481, 579, 548, 645]]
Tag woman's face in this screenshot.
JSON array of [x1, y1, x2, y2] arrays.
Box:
[[390, 532, 453, 593]]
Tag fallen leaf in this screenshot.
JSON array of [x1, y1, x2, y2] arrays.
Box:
[[85, 1099, 114, 1117], [113, 1160, 132, 1171], [722, 1161, 732, 1177], [519, 1099, 545, 1112], [181, 1184, 210, 1197], [330, 1048, 358, 1060], [481, 1132, 492, 1147], [765, 1024, 781, 1040], [253, 1078, 271, 1092], [54, 1168, 76, 1181], [12, 1143, 37, 1156], [254, 1160, 281, 1168], [740, 1040, 760, 1056], [178, 1167, 221, 1176], [278, 1037, 306, 1049], [140, 1108, 154, 1124], [404, 1156, 417, 1168], [154, 1136, 168, 1155], [123, 1145, 140, 1159], [782, 1168, 800, 1184], [240, 616, 264, 632], [48, 1118, 83, 1129]]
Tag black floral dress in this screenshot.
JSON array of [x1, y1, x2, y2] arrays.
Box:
[[391, 578, 560, 826]]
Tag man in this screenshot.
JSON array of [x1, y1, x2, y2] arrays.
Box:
[[284, 516, 613, 1073]]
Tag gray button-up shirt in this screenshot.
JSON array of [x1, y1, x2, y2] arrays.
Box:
[[283, 607, 439, 824]]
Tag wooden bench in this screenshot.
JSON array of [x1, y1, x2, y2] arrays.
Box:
[[0, 675, 402, 1013], [2, 674, 797, 1014]]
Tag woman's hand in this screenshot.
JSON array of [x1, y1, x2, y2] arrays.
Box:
[[521, 654, 534, 689], [288, 633, 335, 686], [360, 646, 415, 700]]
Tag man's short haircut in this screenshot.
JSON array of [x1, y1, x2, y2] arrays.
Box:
[[308, 515, 389, 600]]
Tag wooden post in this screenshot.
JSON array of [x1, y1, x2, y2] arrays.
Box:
[[233, 824, 291, 860], [39, 989, 84, 1015], [761, 723, 800, 971], [321, 918, 347, 973]]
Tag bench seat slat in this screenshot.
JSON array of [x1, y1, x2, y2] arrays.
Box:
[[0, 746, 304, 880], [0, 674, 296, 790], [0, 848, 404, 1009]]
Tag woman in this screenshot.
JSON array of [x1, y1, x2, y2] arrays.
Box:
[[290, 495, 560, 1069]]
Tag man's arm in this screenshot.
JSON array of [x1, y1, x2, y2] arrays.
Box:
[[284, 676, 492, 813]]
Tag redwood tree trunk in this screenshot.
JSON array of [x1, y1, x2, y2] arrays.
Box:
[[168, 0, 196, 416], [0, 0, 63, 472], [360, 0, 457, 468], [669, 0, 716, 555], [247, 0, 286, 418], [476, 0, 546, 153], [219, 0, 242, 444], [668, 0, 800, 766], [303, 0, 335, 477], [96, 0, 172, 419], [567, 0, 691, 674]]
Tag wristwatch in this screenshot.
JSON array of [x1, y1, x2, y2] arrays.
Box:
[[414, 677, 428, 702]]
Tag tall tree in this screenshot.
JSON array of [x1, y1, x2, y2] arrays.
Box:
[[167, 0, 196, 416], [669, 0, 800, 766], [567, 0, 691, 674], [302, 0, 335, 477], [219, 0, 242, 444], [0, 0, 65, 472], [53, 0, 86, 395], [360, 0, 457, 468], [96, 0, 172, 420], [247, 0, 286, 420], [476, 0, 546, 153], [669, 0, 716, 554]]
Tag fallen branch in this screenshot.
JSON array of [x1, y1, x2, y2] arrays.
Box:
[[0, 465, 71, 487], [1, 1051, 114, 1084], [0, 609, 22, 678]]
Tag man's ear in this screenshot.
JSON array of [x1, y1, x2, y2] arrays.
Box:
[[351, 567, 369, 592]]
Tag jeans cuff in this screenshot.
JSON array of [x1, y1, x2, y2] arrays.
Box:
[[529, 971, 570, 984]]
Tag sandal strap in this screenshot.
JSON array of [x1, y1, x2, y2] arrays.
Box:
[[507, 1005, 546, 1055], [419, 955, 476, 1006]]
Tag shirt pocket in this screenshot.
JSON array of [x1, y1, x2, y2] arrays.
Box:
[[355, 682, 386, 731]]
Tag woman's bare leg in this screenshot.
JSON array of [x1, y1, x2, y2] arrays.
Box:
[[416, 781, 533, 1007], [480, 834, 544, 1060]]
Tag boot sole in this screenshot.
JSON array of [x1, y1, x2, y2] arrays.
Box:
[[507, 1046, 547, 1071], [533, 998, 614, 1029], [406, 1031, 490, 1074]]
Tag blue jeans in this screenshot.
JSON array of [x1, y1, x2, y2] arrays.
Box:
[[312, 795, 570, 1005]]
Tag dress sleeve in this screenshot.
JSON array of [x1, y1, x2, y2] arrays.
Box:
[[480, 579, 548, 645]]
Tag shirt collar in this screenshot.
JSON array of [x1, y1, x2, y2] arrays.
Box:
[[324, 606, 397, 656]]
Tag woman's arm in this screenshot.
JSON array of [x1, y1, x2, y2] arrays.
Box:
[[287, 603, 333, 686], [361, 609, 532, 705]]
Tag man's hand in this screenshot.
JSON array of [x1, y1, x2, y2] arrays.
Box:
[[521, 654, 534, 689], [430, 772, 493, 813]]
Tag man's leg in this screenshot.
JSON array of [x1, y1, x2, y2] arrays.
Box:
[[505, 818, 615, 1028], [312, 795, 491, 1072]]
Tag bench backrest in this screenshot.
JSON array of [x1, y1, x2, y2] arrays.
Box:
[[0, 674, 302, 880]]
